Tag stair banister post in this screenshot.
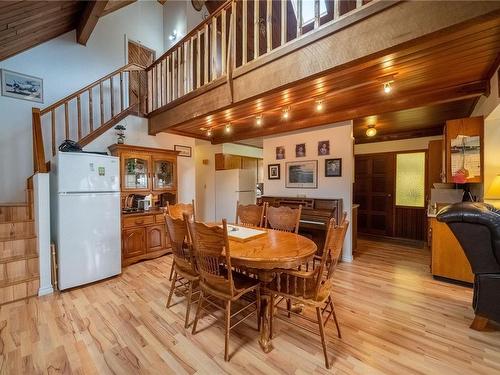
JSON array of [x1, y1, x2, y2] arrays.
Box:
[[32, 107, 47, 174]]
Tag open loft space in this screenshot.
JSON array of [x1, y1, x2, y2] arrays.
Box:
[[0, 0, 500, 373]]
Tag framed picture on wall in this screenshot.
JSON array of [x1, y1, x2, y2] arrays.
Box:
[[268, 164, 280, 180], [295, 143, 306, 157], [286, 160, 318, 188], [174, 145, 192, 157], [1, 69, 43, 103], [325, 158, 342, 177], [318, 140, 330, 156], [276, 146, 285, 160]]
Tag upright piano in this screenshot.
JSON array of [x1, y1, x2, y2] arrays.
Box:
[[258, 196, 343, 252]]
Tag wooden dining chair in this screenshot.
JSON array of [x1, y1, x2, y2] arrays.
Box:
[[166, 199, 195, 280], [265, 217, 349, 369], [235, 201, 266, 227], [187, 217, 261, 362], [265, 205, 302, 233], [166, 199, 196, 220], [164, 213, 200, 328]]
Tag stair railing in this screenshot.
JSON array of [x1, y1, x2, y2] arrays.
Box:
[[31, 63, 146, 172], [146, 0, 375, 112]]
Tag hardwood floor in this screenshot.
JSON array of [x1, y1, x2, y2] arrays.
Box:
[[1, 239, 499, 374]]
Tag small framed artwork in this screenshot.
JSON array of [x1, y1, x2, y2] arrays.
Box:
[[268, 164, 280, 180], [276, 146, 285, 160], [174, 145, 192, 157], [286, 160, 318, 188], [318, 140, 330, 156], [1, 69, 43, 103], [295, 143, 306, 157], [325, 158, 342, 177]]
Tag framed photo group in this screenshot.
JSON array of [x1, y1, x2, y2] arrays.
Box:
[[275, 140, 330, 159]]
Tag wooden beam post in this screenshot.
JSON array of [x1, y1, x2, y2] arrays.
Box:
[[77, 1, 109, 46]]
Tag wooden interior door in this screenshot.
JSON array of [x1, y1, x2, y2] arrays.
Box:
[[354, 153, 395, 237], [128, 40, 155, 114]]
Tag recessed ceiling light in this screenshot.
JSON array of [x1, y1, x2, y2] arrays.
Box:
[[383, 82, 392, 94], [315, 100, 324, 112], [366, 125, 377, 137], [282, 108, 290, 120], [256, 115, 263, 126], [225, 124, 232, 133], [206, 129, 212, 137]]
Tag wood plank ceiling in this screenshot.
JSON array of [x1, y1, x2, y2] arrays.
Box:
[[163, 10, 500, 144], [0, 1, 136, 61]]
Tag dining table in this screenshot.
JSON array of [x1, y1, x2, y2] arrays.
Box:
[[227, 227, 317, 353]]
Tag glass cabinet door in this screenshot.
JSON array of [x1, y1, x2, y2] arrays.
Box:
[[153, 159, 174, 190], [124, 157, 149, 190]]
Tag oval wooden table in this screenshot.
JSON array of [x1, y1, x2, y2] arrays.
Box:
[[228, 229, 317, 353]]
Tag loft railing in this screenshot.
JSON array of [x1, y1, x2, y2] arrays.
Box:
[[146, 0, 375, 111], [32, 63, 145, 172]]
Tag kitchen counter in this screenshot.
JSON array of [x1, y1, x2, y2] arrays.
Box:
[[121, 207, 166, 217]]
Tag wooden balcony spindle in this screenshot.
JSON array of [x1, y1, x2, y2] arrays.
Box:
[[196, 31, 201, 88], [204, 25, 209, 84], [222, 9, 227, 74], [99, 81, 104, 125], [110, 77, 115, 116], [177, 47, 181, 97], [147, 69, 153, 113], [266, 0, 272, 53], [167, 55, 171, 103], [334, 0, 340, 19], [297, 0, 303, 37], [77, 95, 82, 140], [231, 1, 236, 69], [190, 36, 195, 91], [172, 50, 177, 100], [159, 60, 164, 107], [51, 109, 56, 156], [254, 0, 259, 59], [119, 72, 124, 111], [184, 41, 188, 94], [64, 102, 69, 139], [281, 0, 287, 46], [314, 0, 320, 29], [88, 88, 94, 132], [356, 0, 363, 9], [242, 1, 247, 65], [157, 63, 161, 106], [211, 16, 217, 80]]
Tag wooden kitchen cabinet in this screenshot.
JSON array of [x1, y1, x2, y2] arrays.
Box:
[[122, 227, 146, 259], [146, 224, 167, 253], [429, 217, 473, 283]]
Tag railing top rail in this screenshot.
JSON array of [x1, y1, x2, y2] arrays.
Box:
[[40, 62, 145, 115], [147, 0, 232, 71]]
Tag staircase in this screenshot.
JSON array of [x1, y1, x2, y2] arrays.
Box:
[[0, 180, 39, 305]]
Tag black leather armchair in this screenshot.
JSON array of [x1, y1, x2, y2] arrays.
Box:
[[437, 202, 500, 330]]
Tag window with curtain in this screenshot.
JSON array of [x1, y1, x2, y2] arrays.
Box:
[[395, 152, 426, 207]]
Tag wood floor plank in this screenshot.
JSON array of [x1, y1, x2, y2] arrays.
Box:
[[0, 239, 499, 374]]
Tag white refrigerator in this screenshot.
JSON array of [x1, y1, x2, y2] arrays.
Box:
[[215, 169, 257, 222], [51, 152, 121, 290]]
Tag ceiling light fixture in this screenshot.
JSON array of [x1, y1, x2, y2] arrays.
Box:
[[366, 125, 377, 137], [256, 115, 263, 126], [383, 82, 392, 94], [225, 123, 232, 133], [169, 29, 177, 41], [206, 128, 212, 137], [315, 99, 324, 112], [282, 107, 290, 120]]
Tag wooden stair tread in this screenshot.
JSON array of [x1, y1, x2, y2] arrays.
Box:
[[0, 252, 38, 264], [0, 274, 39, 288], [0, 234, 37, 242]]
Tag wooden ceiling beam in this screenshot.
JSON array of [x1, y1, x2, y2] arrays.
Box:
[[77, 0, 109, 46], [354, 127, 444, 145], [101, 1, 137, 17]]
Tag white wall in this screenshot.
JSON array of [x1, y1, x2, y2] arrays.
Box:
[[354, 135, 442, 155], [0, 0, 164, 202], [85, 116, 196, 203], [472, 68, 500, 205], [163, 1, 207, 51], [262, 122, 354, 261]]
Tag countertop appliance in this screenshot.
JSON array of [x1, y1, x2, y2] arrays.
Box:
[[51, 152, 121, 290], [215, 169, 256, 222]]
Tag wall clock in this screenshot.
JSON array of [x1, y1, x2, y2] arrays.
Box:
[[191, 0, 205, 11]]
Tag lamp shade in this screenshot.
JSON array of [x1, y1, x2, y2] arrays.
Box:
[[486, 175, 500, 199]]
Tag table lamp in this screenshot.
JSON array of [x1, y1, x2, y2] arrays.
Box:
[[486, 174, 500, 207]]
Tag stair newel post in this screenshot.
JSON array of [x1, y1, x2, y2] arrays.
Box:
[[32, 108, 47, 174]]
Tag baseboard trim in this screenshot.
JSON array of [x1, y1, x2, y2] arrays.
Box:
[[38, 285, 54, 296]]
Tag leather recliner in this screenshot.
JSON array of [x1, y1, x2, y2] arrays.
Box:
[[437, 202, 500, 330]]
